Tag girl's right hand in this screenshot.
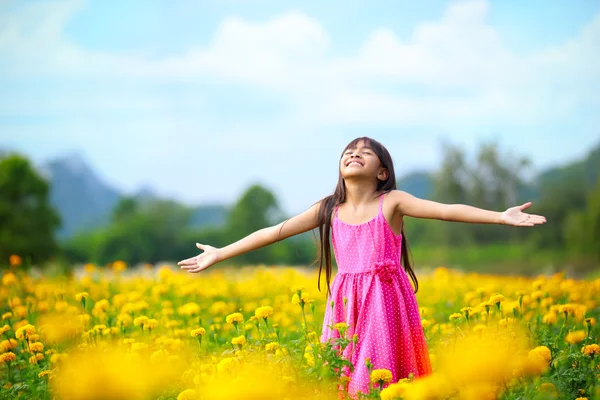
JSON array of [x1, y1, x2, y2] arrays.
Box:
[[177, 243, 220, 273]]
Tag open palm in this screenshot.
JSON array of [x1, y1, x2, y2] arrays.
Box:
[[177, 243, 220, 273], [501, 202, 546, 227]]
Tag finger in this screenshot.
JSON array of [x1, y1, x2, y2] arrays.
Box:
[[177, 256, 197, 265], [196, 243, 206, 250], [519, 202, 532, 211], [178, 258, 197, 266], [180, 264, 198, 270], [526, 216, 546, 223]]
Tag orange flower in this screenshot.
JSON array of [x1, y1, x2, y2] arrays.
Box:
[[9, 255, 21, 267]]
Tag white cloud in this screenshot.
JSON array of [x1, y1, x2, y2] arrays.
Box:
[[1, 0, 599, 214], [2, 0, 598, 128]]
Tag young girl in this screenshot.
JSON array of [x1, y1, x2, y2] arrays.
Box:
[[177, 136, 546, 396]]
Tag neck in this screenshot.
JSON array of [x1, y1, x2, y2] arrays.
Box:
[[343, 179, 379, 207]]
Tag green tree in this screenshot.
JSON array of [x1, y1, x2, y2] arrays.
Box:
[[0, 154, 61, 265], [93, 198, 194, 265], [431, 140, 532, 246], [564, 175, 600, 265], [225, 184, 282, 264]]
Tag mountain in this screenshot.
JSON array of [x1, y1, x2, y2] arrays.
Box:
[[42, 154, 121, 238], [191, 205, 228, 227], [537, 141, 600, 191], [43, 155, 228, 238], [40, 141, 600, 238], [397, 171, 434, 199]]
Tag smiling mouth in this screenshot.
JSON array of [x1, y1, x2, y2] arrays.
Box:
[[347, 161, 363, 167]]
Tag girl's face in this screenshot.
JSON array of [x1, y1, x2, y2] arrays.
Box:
[[340, 139, 388, 182]]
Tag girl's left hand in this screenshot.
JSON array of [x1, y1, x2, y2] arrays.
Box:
[[501, 202, 547, 227]]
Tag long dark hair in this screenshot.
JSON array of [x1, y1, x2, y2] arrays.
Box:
[[315, 137, 419, 297]]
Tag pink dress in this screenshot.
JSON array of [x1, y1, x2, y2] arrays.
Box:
[[320, 193, 432, 396]]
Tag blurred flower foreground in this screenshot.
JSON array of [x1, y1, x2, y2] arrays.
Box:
[[0, 261, 599, 400]]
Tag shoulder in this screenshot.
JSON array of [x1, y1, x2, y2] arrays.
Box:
[[384, 190, 411, 207], [384, 190, 420, 216]]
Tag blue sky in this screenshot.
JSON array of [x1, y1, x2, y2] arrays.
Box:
[[1, 0, 599, 214]]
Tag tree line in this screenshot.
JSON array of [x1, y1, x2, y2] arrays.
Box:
[[0, 140, 598, 270]]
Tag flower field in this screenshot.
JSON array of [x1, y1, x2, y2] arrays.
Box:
[[0, 260, 598, 400]]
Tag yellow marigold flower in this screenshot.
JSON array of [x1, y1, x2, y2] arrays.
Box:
[[116, 313, 132, 327], [0, 352, 17, 363], [178, 302, 201, 316], [292, 292, 312, 305], [83, 263, 95, 273], [133, 316, 148, 327], [558, 303, 577, 315], [479, 300, 492, 309], [291, 293, 300, 304], [145, 319, 159, 330], [265, 342, 280, 352], [421, 319, 431, 329], [334, 322, 349, 332], [582, 344, 600, 356], [449, 313, 462, 321], [2, 273, 17, 286], [489, 294, 505, 304], [291, 285, 304, 293], [15, 324, 35, 340], [255, 306, 273, 320], [542, 312, 557, 325], [177, 389, 197, 400], [12, 305, 27, 319], [529, 346, 552, 363], [75, 292, 88, 302], [231, 335, 246, 346], [38, 370, 53, 379], [173, 329, 186, 337], [473, 324, 487, 334], [112, 260, 127, 272], [190, 328, 206, 337], [565, 330, 586, 344], [217, 357, 238, 375], [2, 312, 12, 320], [531, 278, 545, 289], [92, 324, 107, 332], [380, 381, 409, 400], [0, 339, 17, 351], [531, 290, 545, 301], [94, 299, 110, 312], [370, 369, 393, 384], [225, 313, 244, 324], [0, 325, 9, 335], [29, 342, 44, 353], [585, 317, 596, 326]]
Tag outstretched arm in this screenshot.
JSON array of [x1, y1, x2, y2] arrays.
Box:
[[388, 190, 546, 226], [178, 201, 322, 273]]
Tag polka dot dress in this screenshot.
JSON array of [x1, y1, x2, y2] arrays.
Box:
[[320, 193, 433, 397]]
